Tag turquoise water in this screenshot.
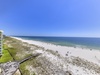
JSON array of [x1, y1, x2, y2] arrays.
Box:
[[15, 36, 100, 50]]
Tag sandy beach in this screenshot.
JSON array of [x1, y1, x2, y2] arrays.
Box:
[[4, 36, 99, 75], [12, 37, 100, 66]]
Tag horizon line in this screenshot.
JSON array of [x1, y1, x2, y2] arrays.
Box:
[[10, 35, 100, 38]]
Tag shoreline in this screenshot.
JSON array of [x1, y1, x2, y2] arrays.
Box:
[[12, 37, 100, 66]]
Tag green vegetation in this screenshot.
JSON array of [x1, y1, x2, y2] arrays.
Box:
[[33, 73, 36, 75], [0, 45, 13, 63], [19, 58, 39, 75], [20, 61, 30, 75], [1, 36, 40, 74]]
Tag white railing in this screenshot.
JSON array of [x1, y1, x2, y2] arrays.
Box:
[[0, 30, 3, 55]]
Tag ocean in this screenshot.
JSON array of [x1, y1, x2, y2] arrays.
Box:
[[15, 36, 100, 50]]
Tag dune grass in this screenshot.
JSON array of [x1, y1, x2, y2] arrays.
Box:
[[3, 37, 38, 74], [0, 44, 13, 63]]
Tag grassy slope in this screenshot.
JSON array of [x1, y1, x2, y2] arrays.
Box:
[[0, 44, 13, 63], [1, 37, 38, 75]]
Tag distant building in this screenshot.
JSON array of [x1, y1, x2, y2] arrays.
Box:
[[0, 30, 3, 55]]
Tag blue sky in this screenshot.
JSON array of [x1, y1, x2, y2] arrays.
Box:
[[0, 0, 100, 37]]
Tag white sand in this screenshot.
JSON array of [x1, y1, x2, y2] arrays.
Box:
[[12, 37, 100, 66]]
